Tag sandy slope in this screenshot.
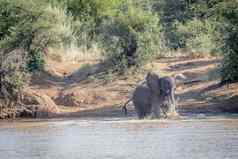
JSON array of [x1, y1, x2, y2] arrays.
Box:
[[28, 56, 238, 118]]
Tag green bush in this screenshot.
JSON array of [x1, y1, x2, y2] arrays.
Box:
[[0, 0, 74, 105], [27, 49, 45, 72], [150, 0, 190, 49], [218, 1, 238, 83], [99, 2, 162, 72], [66, 0, 121, 21], [63, 0, 122, 49], [176, 19, 220, 56]]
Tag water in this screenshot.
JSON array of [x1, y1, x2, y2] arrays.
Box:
[[1, 117, 238, 159]]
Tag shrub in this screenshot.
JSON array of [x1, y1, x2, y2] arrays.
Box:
[[99, 2, 163, 72], [218, 1, 238, 83], [0, 0, 74, 106], [66, 0, 121, 22], [151, 0, 190, 49], [27, 49, 45, 72], [62, 0, 122, 49], [176, 18, 220, 56]]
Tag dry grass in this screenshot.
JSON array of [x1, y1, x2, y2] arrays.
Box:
[[48, 46, 104, 63]]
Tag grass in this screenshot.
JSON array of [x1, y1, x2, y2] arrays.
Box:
[[48, 45, 104, 63]]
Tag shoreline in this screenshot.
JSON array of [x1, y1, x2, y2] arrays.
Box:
[[2, 109, 238, 123], [1, 57, 238, 121]]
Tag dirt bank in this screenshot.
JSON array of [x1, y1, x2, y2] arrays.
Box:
[[27, 56, 238, 118]]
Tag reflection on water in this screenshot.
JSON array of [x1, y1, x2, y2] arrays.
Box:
[[0, 117, 238, 159]]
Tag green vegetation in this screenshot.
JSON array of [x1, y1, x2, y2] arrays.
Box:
[[0, 0, 238, 111], [99, 1, 162, 72], [0, 0, 73, 107], [176, 19, 220, 56], [217, 1, 238, 83]]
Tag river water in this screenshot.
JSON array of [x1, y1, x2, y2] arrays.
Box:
[[0, 116, 238, 159]]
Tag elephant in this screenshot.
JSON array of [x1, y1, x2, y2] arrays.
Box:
[[122, 72, 175, 119], [158, 73, 186, 115], [130, 84, 169, 119], [132, 85, 152, 118], [146, 72, 177, 118], [122, 71, 185, 118], [158, 76, 176, 115], [145, 72, 183, 117]]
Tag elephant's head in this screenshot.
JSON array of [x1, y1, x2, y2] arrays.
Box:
[[146, 72, 161, 96]]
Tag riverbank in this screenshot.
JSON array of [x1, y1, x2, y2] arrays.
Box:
[[1, 56, 237, 120], [21, 56, 237, 119]]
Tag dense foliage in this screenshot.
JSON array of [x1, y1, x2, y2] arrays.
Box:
[[0, 0, 73, 107], [217, 1, 238, 83], [99, 1, 162, 71], [151, 0, 238, 82]]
